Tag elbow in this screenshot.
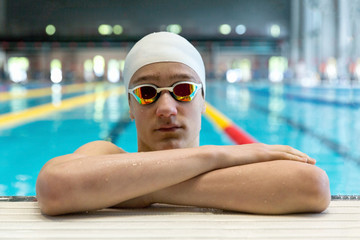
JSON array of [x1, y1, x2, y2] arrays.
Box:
[[302, 167, 331, 213], [36, 167, 72, 216]]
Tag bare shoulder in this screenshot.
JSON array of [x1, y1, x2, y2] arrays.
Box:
[[42, 141, 126, 169], [74, 140, 126, 156]]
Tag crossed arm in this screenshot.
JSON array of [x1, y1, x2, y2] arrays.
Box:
[[36, 141, 330, 215]]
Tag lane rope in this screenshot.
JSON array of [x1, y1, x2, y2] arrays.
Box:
[[204, 102, 257, 145]]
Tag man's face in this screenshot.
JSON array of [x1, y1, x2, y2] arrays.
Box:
[[128, 62, 205, 152]]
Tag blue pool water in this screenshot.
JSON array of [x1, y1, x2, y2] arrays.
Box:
[[0, 81, 359, 196]]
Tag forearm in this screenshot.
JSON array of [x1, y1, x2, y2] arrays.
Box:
[[36, 145, 218, 215], [36, 142, 319, 215], [149, 161, 331, 214]]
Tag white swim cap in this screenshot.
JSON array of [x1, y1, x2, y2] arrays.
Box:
[[123, 32, 206, 97]]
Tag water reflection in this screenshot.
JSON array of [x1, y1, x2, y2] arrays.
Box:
[[225, 84, 250, 115], [10, 84, 28, 112], [0, 184, 7, 195], [268, 84, 285, 131], [51, 83, 62, 107], [93, 84, 106, 122], [12, 174, 32, 196], [107, 86, 124, 122]]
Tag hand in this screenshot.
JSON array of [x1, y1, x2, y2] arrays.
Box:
[[213, 143, 316, 169]]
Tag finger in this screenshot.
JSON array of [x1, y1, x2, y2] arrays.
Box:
[[270, 151, 306, 163], [270, 151, 316, 165], [274, 145, 311, 159]]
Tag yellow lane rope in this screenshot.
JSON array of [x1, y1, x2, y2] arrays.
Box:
[[203, 102, 233, 130], [0, 86, 125, 130]]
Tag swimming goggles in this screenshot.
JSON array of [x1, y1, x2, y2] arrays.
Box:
[[129, 81, 202, 105]]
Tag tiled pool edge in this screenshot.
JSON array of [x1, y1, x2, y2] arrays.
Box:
[[0, 196, 37, 202], [331, 195, 360, 200]]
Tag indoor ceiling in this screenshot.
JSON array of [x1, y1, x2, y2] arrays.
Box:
[[0, 0, 290, 41]]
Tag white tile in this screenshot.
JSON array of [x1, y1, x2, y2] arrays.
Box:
[[0, 201, 359, 239]]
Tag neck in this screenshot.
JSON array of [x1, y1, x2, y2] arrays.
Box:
[[137, 137, 200, 152]]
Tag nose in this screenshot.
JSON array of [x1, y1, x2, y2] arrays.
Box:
[[155, 91, 178, 118]]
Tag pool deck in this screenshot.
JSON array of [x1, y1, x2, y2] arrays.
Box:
[[1, 200, 359, 239]]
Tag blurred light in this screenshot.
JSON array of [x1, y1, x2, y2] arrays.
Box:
[[93, 55, 105, 77], [268, 56, 287, 82], [231, 59, 251, 82], [50, 59, 61, 69], [269, 71, 283, 82], [166, 24, 182, 34], [119, 60, 125, 72], [50, 68, 62, 83], [235, 24, 246, 35], [226, 69, 242, 83], [113, 25, 123, 35], [84, 59, 93, 71], [46, 25, 56, 36], [270, 24, 281, 38], [325, 57, 337, 80], [240, 59, 251, 81], [300, 73, 320, 87], [355, 59, 360, 80], [84, 59, 94, 82], [8, 57, 29, 83], [50, 59, 62, 83], [219, 24, 231, 35], [107, 59, 120, 83], [98, 24, 112, 35]]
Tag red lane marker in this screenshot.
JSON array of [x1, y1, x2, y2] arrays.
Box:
[[224, 125, 257, 145]]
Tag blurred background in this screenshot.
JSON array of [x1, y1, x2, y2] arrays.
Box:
[[1, 0, 360, 85], [0, 0, 360, 196]]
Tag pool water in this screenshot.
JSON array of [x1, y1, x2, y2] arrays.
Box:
[[0, 81, 359, 196]]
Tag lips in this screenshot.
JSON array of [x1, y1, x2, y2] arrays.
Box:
[[156, 124, 182, 132]]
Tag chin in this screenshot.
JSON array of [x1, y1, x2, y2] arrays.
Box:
[[154, 140, 185, 151]]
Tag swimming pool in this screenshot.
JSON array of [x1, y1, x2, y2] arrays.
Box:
[[0, 81, 359, 196]]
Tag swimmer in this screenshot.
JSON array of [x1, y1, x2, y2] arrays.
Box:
[[36, 32, 330, 216]]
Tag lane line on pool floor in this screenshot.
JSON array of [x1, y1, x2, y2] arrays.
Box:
[[104, 116, 133, 143], [250, 88, 360, 109], [0, 86, 125, 130], [250, 102, 360, 164]]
